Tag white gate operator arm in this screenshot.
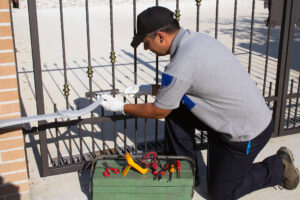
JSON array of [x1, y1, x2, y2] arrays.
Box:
[[0, 93, 107, 129]]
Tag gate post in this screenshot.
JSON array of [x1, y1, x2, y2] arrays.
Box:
[[27, 0, 49, 176], [273, 0, 297, 136]]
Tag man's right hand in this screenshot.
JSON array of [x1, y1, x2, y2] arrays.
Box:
[[123, 84, 152, 98]]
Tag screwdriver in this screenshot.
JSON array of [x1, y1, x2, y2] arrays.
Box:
[[169, 164, 175, 182], [176, 160, 181, 178]]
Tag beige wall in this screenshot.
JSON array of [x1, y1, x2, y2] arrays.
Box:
[[0, 0, 30, 199]]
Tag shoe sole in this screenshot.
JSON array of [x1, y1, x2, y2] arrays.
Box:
[[288, 167, 300, 190]]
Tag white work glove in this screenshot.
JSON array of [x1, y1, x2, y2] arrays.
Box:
[[123, 84, 152, 98], [99, 94, 126, 115]]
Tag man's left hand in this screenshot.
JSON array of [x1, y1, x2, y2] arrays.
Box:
[[99, 94, 126, 114]]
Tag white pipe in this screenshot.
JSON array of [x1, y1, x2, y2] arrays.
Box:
[[0, 97, 103, 129]]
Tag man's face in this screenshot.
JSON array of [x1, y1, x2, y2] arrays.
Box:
[[143, 34, 169, 56]]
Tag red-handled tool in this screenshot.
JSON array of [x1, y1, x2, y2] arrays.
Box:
[[176, 160, 181, 178], [103, 162, 120, 177]]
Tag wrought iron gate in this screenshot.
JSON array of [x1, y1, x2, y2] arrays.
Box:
[[12, 0, 300, 176]]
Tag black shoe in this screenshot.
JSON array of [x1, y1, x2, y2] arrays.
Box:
[[277, 147, 300, 190]]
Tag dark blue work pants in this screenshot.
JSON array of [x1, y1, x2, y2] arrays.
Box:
[[165, 104, 284, 200]]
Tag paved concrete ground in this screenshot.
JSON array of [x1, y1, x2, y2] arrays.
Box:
[[11, 0, 300, 199]]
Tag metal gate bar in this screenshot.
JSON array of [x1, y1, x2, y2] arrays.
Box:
[[248, 0, 256, 73], [263, 8, 272, 96], [132, 0, 138, 154], [232, 0, 237, 53], [156, 2, 161, 153], [215, 0, 219, 39], [27, 0, 50, 177], [84, 0, 97, 159]]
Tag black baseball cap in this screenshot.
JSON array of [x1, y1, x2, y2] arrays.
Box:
[[131, 6, 175, 48]]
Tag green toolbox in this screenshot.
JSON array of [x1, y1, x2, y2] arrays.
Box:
[[90, 155, 195, 200]]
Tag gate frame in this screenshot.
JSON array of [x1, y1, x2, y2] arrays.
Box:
[[23, 0, 300, 177], [27, 0, 50, 176], [273, 0, 299, 137]]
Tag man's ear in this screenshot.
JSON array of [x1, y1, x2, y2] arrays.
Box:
[[156, 31, 165, 43]]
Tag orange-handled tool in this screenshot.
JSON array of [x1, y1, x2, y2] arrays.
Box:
[[122, 152, 148, 177], [170, 164, 175, 173], [169, 164, 175, 182]]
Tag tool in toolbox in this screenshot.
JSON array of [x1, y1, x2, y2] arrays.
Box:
[[102, 162, 120, 177], [139, 152, 181, 182], [176, 159, 181, 178], [122, 152, 148, 177], [141, 151, 159, 175], [141, 152, 161, 180], [169, 164, 175, 182], [154, 163, 169, 180]]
